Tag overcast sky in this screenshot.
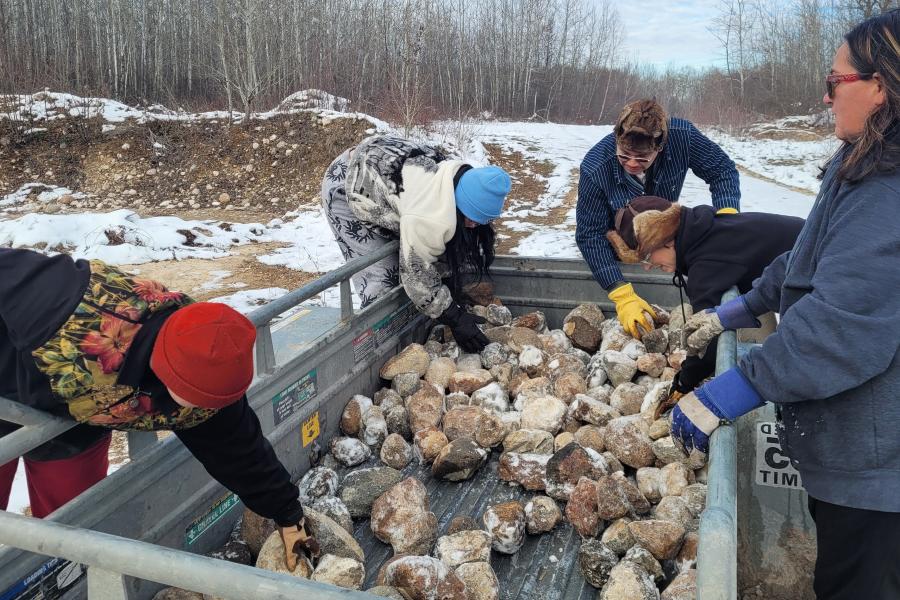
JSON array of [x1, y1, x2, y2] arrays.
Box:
[[616, 0, 727, 70]]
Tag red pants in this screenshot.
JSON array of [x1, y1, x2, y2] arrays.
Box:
[[0, 434, 111, 518]]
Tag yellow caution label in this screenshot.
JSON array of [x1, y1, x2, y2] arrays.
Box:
[[301, 412, 320, 447]]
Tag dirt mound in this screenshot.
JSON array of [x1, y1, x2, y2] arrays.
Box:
[[0, 111, 373, 221]]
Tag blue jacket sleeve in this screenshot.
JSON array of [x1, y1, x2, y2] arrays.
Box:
[[575, 167, 625, 290], [742, 251, 790, 315], [739, 180, 900, 404], [687, 123, 741, 211]]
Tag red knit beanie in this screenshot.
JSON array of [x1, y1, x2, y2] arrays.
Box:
[[150, 302, 256, 409]]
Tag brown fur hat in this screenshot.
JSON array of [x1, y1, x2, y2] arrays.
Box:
[[615, 99, 669, 153], [606, 196, 682, 263]]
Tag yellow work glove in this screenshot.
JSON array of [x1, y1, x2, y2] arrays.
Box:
[[716, 207, 738, 215], [608, 283, 656, 339]]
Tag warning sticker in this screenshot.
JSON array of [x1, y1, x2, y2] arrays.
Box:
[[374, 303, 416, 346], [352, 328, 375, 363], [352, 302, 416, 363], [272, 368, 318, 426], [755, 422, 803, 489], [302, 411, 321, 447]]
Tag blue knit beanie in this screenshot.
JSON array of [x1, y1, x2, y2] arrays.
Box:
[[454, 166, 511, 224]]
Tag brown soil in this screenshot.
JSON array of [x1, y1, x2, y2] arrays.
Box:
[[0, 111, 372, 220], [119, 241, 321, 301], [484, 143, 578, 253]]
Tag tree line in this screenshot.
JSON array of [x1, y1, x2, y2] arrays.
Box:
[[0, 0, 896, 126]]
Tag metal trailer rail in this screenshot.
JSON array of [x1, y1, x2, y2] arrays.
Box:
[[0, 253, 744, 599], [696, 287, 739, 600], [0, 511, 374, 600]]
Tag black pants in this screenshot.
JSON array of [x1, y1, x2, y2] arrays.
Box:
[[808, 496, 900, 599]]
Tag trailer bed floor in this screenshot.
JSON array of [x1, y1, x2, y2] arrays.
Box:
[[339, 453, 596, 600]]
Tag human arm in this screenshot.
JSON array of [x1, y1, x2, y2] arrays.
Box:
[[687, 123, 740, 212]]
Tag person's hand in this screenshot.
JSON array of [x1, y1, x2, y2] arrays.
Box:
[[608, 283, 656, 339], [682, 310, 724, 356], [279, 518, 320, 571], [438, 304, 490, 353], [670, 368, 765, 454], [669, 390, 725, 455]]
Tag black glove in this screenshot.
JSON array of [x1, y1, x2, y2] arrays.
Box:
[[437, 304, 490, 353]]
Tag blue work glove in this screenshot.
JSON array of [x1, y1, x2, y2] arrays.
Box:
[[670, 367, 765, 454], [683, 296, 760, 356]]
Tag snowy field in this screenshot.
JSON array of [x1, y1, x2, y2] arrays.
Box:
[[2, 98, 838, 515]]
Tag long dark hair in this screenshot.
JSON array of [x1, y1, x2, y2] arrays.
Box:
[[834, 9, 900, 182], [444, 209, 496, 301]]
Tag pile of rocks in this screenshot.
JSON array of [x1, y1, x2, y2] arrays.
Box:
[[157, 301, 703, 600]]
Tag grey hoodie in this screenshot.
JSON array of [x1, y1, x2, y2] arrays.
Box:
[[740, 148, 900, 512]]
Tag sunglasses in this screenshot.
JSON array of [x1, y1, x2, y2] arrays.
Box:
[[825, 72, 873, 98], [615, 152, 655, 165]]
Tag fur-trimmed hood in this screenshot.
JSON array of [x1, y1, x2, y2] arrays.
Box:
[[606, 198, 682, 263]]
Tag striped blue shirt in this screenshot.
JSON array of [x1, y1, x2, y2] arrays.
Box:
[[575, 118, 741, 290]]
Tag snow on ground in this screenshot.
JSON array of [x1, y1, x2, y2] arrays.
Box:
[[0, 183, 86, 209], [0, 90, 391, 131], [470, 120, 826, 258], [0, 207, 346, 272], [706, 129, 839, 194]]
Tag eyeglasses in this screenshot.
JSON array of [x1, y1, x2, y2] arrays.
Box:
[[825, 72, 873, 98], [616, 152, 656, 165]]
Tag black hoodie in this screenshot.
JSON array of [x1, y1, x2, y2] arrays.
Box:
[[673, 206, 804, 391], [0, 249, 303, 526]]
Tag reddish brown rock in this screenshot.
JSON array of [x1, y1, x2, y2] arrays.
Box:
[[562, 303, 606, 352], [380, 344, 430, 380], [413, 427, 449, 464], [406, 385, 444, 434], [571, 394, 621, 426], [448, 370, 494, 394], [498, 452, 550, 490], [675, 532, 699, 571], [503, 428, 554, 454], [341, 395, 373, 436], [483, 501, 526, 554], [520, 395, 567, 434], [545, 443, 609, 500], [662, 569, 697, 600], [574, 424, 606, 453], [371, 478, 438, 556], [546, 353, 589, 380], [511, 312, 546, 331], [507, 327, 543, 352], [595, 475, 632, 521], [524, 495, 562, 534], [636, 353, 667, 378], [425, 357, 457, 390], [565, 477, 602, 537], [553, 371, 588, 403], [431, 437, 488, 481], [382, 555, 468, 600], [455, 561, 500, 600], [604, 415, 656, 469], [442, 406, 486, 441], [434, 529, 492, 567], [447, 515, 481, 535], [474, 410, 506, 448], [609, 383, 648, 416], [380, 433, 413, 470], [628, 519, 686, 560]]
